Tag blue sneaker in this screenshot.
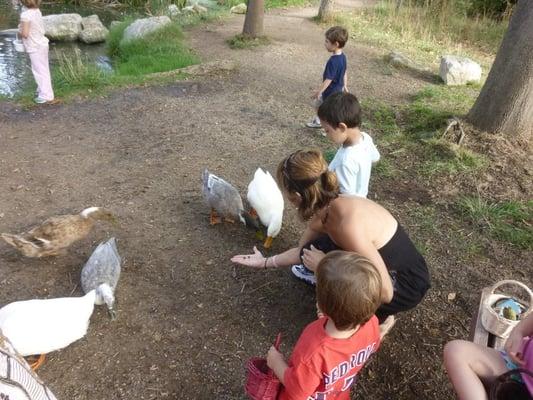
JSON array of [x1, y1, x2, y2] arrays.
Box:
[[291, 264, 316, 286]]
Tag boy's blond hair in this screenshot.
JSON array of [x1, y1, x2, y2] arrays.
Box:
[[21, 0, 41, 8], [325, 26, 348, 48], [316, 251, 382, 330]]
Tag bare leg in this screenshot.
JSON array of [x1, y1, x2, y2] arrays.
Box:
[[444, 340, 507, 400], [379, 315, 395, 339]]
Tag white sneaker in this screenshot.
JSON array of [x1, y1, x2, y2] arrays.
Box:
[[291, 264, 316, 286], [34, 97, 48, 104], [305, 116, 321, 129]]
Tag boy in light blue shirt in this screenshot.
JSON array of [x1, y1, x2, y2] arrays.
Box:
[[319, 92, 380, 197]]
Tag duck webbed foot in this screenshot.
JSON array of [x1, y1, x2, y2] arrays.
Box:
[[28, 354, 46, 370], [264, 236, 273, 249], [210, 209, 222, 225]]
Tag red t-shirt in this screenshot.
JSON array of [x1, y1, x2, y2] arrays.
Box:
[[279, 316, 380, 400]]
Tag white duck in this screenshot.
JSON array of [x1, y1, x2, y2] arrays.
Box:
[[0, 291, 96, 369], [247, 168, 284, 249], [81, 237, 121, 320]]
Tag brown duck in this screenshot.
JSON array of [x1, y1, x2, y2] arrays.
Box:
[[1, 207, 115, 258]]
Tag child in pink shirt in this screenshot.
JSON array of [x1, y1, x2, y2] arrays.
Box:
[[19, 0, 54, 104]]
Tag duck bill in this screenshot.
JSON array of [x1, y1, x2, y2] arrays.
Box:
[[264, 236, 273, 249]]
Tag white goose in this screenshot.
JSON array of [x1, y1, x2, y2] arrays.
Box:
[[247, 168, 284, 249], [0, 291, 96, 369]]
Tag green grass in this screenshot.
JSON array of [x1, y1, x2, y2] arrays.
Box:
[[419, 139, 487, 176], [457, 197, 533, 249], [323, 148, 336, 163], [335, 0, 507, 67], [373, 158, 397, 178], [404, 85, 479, 138], [227, 34, 270, 49], [108, 22, 198, 76], [361, 99, 400, 136]]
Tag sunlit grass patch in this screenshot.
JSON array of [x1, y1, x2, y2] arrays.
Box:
[[457, 197, 533, 250], [335, 0, 506, 67]]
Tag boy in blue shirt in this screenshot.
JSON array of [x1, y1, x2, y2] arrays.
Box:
[[306, 26, 348, 129]]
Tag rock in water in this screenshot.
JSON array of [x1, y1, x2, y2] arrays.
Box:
[[43, 13, 82, 41], [79, 15, 109, 44], [121, 16, 172, 44]]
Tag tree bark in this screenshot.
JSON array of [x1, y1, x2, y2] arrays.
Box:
[[317, 0, 334, 21], [242, 0, 265, 38], [467, 0, 533, 139]]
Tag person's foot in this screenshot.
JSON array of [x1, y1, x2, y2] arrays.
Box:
[[379, 315, 396, 339], [291, 264, 316, 286], [34, 97, 59, 105], [305, 116, 321, 129]]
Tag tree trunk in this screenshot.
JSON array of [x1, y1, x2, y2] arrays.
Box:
[[317, 0, 334, 21], [242, 0, 264, 38], [467, 0, 533, 139]]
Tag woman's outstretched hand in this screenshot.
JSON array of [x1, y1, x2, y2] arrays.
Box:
[[302, 245, 325, 272], [231, 246, 265, 268]]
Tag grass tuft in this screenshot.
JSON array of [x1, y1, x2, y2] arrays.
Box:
[[53, 48, 111, 97], [111, 23, 199, 76], [457, 197, 533, 249], [227, 34, 270, 49], [419, 139, 487, 176]]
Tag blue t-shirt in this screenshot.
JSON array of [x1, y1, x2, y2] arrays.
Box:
[[322, 53, 347, 99]]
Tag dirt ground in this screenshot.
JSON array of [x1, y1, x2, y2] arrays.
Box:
[[0, 2, 531, 399]]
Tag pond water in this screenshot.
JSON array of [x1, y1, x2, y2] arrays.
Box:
[[0, 0, 122, 98]]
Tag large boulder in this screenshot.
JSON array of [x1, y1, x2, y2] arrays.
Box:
[[43, 13, 82, 41], [439, 55, 482, 85], [79, 15, 108, 44], [230, 3, 247, 13], [121, 16, 172, 43]]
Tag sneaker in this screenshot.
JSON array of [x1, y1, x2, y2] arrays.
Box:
[[34, 97, 48, 104], [291, 264, 316, 286], [305, 116, 321, 129]]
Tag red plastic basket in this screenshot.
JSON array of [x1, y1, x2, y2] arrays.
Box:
[[245, 333, 282, 400]]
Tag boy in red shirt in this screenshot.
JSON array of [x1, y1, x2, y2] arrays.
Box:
[[267, 251, 382, 399]]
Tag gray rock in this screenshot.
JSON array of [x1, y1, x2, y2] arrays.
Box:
[[121, 16, 172, 43], [439, 55, 481, 85], [186, 0, 217, 8], [167, 4, 181, 18], [79, 15, 108, 44], [193, 3, 208, 13], [182, 5, 196, 13], [387, 51, 414, 69], [43, 13, 82, 41], [230, 3, 247, 13]]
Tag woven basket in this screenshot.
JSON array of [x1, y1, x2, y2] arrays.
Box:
[[245, 333, 282, 400], [481, 280, 533, 338]]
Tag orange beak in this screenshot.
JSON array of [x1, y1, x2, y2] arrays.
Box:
[[264, 236, 273, 249]]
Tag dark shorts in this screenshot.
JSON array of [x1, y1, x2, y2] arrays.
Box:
[[300, 226, 430, 323]]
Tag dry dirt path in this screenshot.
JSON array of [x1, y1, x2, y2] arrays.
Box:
[[0, 2, 487, 399]]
